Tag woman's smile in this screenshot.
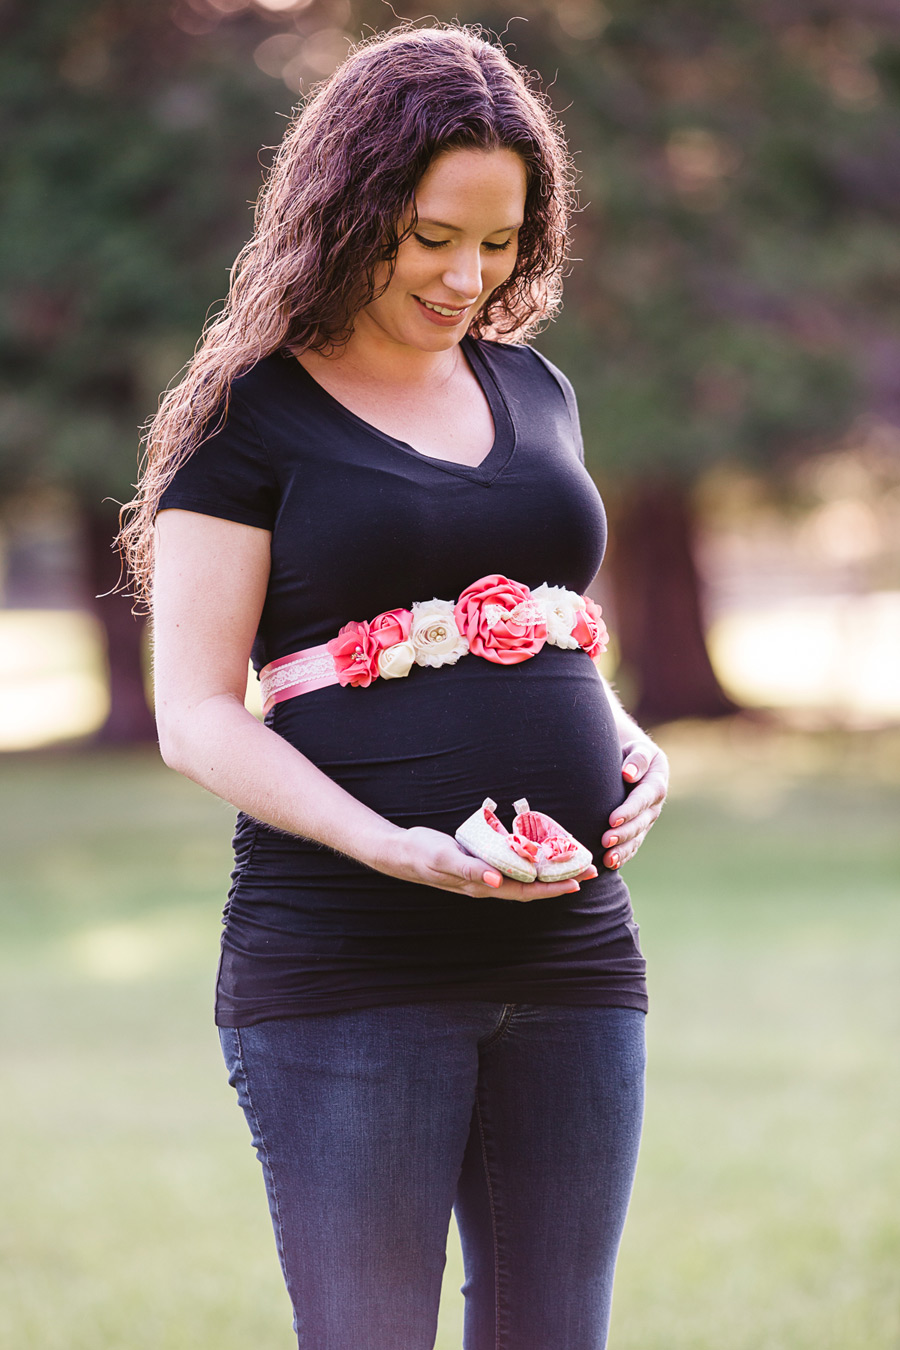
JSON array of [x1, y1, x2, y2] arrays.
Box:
[[413, 295, 473, 324]]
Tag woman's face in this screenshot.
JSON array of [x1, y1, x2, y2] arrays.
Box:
[[359, 146, 528, 355]]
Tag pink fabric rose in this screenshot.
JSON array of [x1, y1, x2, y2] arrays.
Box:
[[453, 575, 547, 666], [327, 609, 412, 688], [510, 833, 540, 862], [368, 608, 412, 654], [571, 596, 609, 660], [537, 834, 577, 864], [326, 620, 379, 688]]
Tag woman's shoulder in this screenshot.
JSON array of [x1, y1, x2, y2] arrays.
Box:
[[156, 355, 295, 525], [469, 337, 580, 433], [225, 350, 303, 410], [468, 336, 575, 396], [206, 350, 314, 453]]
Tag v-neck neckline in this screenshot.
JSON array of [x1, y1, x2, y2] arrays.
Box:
[[287, 336, 517, 486]]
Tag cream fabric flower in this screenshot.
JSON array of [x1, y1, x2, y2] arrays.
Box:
[[377, 639, 417, 679], [532, 583, 583, 650], [410, 599, 469, 668]]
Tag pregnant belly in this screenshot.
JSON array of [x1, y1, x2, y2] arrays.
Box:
[[270, 644, 625, 853]]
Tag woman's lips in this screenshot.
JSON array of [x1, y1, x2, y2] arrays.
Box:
[[413, 295, 470, 325]]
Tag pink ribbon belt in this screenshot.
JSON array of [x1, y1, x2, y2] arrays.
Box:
[[260, 644, 341, 711], [258, 573, 609, 715]]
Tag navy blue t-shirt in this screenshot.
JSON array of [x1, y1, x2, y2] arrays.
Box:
[[158, 336, 647, 1025]]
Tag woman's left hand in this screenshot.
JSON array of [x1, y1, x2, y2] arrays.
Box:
[[601, 740, 669, 871]]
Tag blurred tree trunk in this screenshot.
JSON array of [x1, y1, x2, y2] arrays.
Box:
[[84, 498, 157, 744], [606, 479, 738, 726]]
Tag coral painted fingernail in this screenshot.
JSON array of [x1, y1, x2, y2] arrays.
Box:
[[566, 881, 580, 892], [624, 763, 639, 778], [484, 870, 503, 888], [609, 853, 620, 869], [607, 834, 619, 846], [612, 817, 625, 829]]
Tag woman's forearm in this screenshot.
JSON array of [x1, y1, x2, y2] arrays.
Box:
[[158, 693, 406, 869], [596, 671, 669, 864], [158, 694, 591, 900], [599, 673, 657, 754]]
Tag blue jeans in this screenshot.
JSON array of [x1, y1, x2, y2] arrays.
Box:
[[220, 1002, 645, 1350]]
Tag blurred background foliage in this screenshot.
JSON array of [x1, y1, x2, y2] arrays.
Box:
[[1, 0, 900, 737]]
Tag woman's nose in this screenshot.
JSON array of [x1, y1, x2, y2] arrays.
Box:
[[442, 250, 482, 302]]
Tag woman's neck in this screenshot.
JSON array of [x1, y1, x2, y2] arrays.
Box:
[[300, 322, 466, 394]]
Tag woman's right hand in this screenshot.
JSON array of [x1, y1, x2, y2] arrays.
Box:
[[374, 826, 598, 903]]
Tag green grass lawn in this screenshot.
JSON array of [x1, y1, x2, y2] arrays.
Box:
[[1, 732, 898, 1349]]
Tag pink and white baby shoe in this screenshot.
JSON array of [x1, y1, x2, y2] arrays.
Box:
[[511, 798, 593, 883], [454, 798, 538, 883]]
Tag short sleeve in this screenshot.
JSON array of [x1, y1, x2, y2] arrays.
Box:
[[157, 386, 278, 530], [530, 349, 586, 464]]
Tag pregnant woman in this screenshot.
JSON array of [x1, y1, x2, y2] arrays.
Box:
[[122, 22, 669, 1350]]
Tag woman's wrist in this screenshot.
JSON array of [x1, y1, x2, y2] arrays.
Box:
[[355, 818, 412, 879]]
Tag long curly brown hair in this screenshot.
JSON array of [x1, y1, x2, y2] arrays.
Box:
[[120, 22, 577, 604]]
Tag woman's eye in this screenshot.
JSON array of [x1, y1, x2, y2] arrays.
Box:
[[413, 235, 514, 252]]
